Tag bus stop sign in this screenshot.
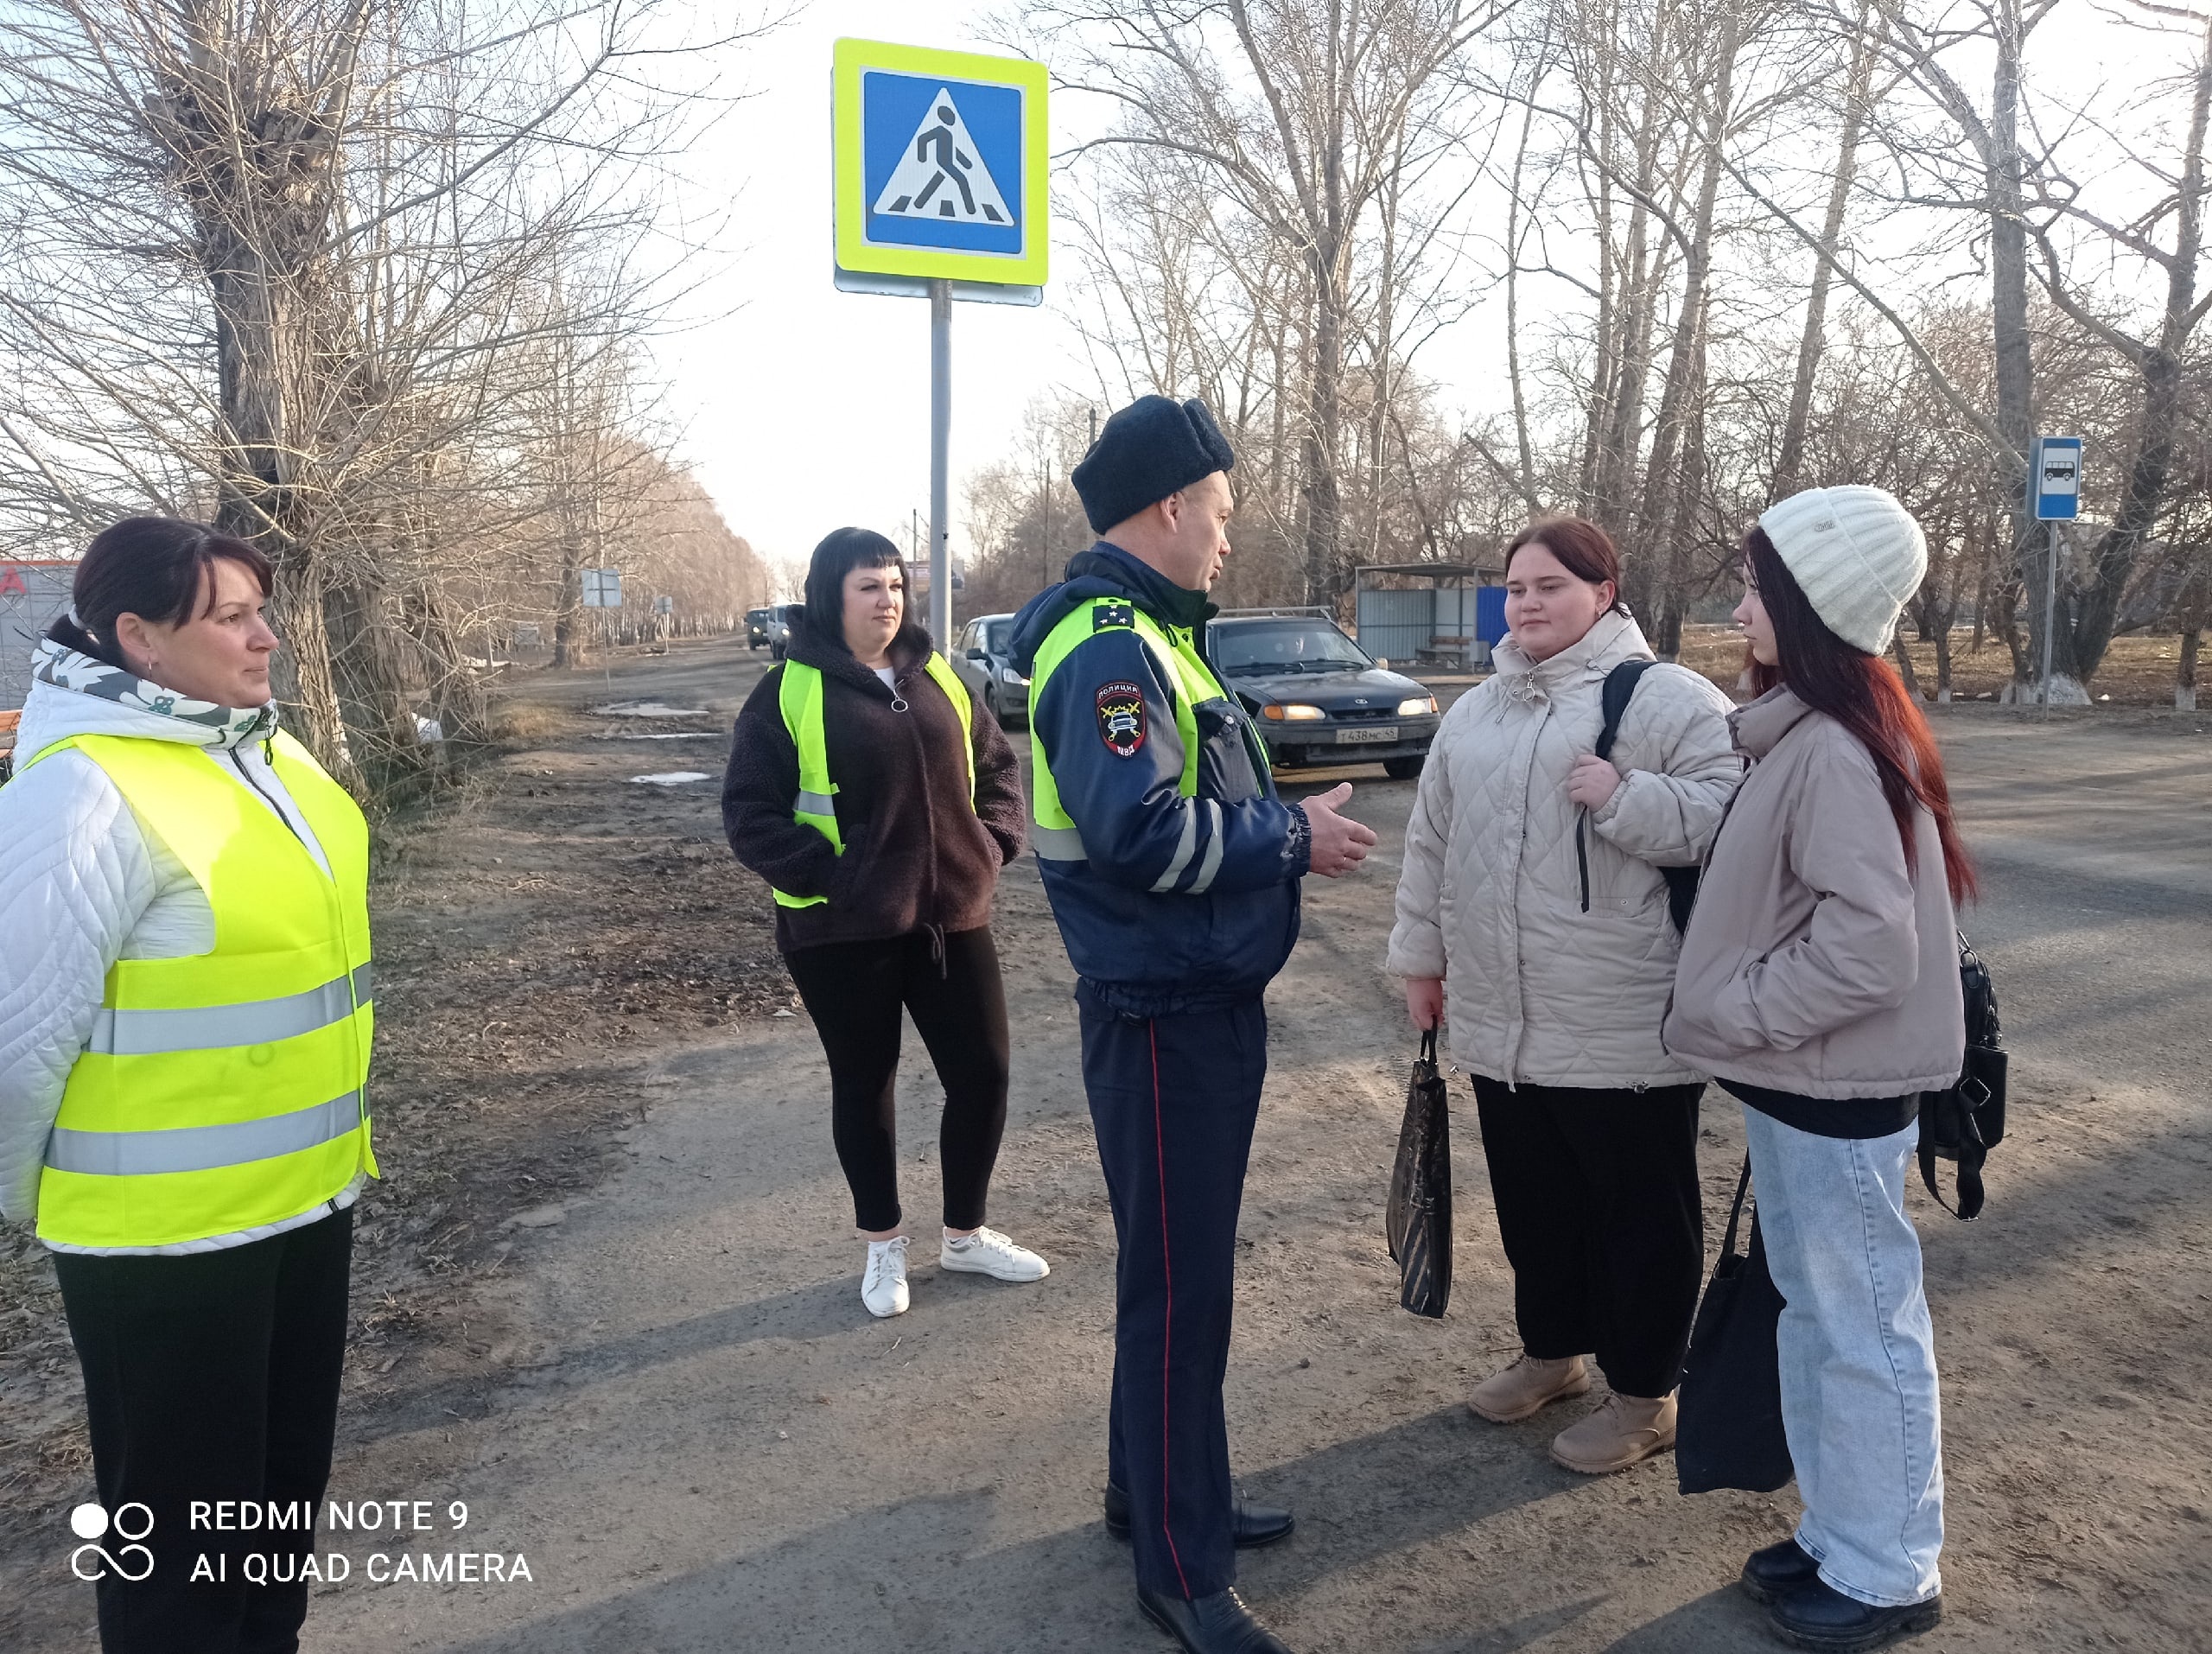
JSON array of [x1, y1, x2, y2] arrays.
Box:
[[2035, 436, 2082, 521]]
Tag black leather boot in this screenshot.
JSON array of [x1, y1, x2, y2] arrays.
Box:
[[1738, 1537, 1821, 1604], [1103, 1483, 1294, 1548], [1136, 1586, 1295, 1654], [1770, 1580, 1943, 1651]]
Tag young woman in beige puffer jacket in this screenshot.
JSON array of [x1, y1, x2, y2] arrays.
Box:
[[1388, 518, 1741, 1476]]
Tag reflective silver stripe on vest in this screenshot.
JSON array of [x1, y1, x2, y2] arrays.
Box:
[[85, 964, 372, 1053], [46, 1090, 365, 1177], [796, 790, 837, 817], [1150, 801, 1199, 892], [1188, 802, 1226, 893], [1031, 823, 1089, 861], [86, 965, 372, 1057]]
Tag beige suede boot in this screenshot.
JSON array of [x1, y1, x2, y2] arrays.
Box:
[[1466, 1353, 1592, 1423], [1549, 1390, 1677, 1474]]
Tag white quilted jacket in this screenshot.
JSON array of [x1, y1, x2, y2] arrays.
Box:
[[1387, 611, 1743, 1088], [0, 639, 362, 1252]]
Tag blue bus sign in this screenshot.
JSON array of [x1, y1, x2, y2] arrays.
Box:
[[2034, 436, 2082, 521]]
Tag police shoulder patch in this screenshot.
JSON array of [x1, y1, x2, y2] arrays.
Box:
[[1092, 601, 1135, 633], [1095, 681, 1147, 757]]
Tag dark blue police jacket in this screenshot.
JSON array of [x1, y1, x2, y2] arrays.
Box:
[[1009, 544, 1307, 1017]]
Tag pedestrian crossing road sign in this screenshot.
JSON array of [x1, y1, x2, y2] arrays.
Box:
[[833, 39, 1048, 288]]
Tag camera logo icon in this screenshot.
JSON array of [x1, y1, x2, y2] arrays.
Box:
[[69, 1502, 155, 1581]]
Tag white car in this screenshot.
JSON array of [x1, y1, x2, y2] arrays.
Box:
[[951, 613, 1030, 728]]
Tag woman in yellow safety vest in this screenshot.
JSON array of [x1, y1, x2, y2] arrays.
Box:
[[721, 528, 1042, 1320], [0, 518, 375, 1653]]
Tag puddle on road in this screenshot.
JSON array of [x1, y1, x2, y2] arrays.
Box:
[[589, 701, 709, 719], [628, 771, 713, 786], [591, 731, 715, 741]]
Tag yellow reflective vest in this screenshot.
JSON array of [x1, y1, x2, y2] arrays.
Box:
[[1026, 598, 1221, 862], [25, 731, 377, 1249], [772, 654, 976, 908]]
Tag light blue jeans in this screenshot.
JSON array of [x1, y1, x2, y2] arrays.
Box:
[[1742, 1108, 1944, 1607]]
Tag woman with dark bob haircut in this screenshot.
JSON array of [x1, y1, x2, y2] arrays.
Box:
[[0, 517, 379, 1652], [1389, 516, 1742, 1474], [721, 528, 1042, 1320]]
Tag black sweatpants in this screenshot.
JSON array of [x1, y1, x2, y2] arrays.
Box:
[[54, 1204, 353, 1654], [1471, 1077, 1705, 1400], [785, 926, 1011, 1232]]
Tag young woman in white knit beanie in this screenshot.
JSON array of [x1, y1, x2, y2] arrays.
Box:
[[1665, 485, 1974, 1652]]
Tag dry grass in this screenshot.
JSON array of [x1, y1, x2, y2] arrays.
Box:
[[1674, 623, 2195, 705]]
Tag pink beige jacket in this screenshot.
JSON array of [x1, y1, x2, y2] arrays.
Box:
[[1662, 687, 1965, 1099]]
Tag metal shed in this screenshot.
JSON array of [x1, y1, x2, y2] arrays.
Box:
[[1353, 562, 1506, 671]]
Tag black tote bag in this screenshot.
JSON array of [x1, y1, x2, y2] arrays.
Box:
[[1385, 1027, 1452, 1319], [1676, 1155, 1794, 1494]]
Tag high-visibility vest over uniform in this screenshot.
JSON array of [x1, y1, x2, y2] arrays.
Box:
[[23, 731, 377, 1250], [772, 652, 976, 909], [1010, 549, 1306, 1015], [1027, 598, 1240, 875]]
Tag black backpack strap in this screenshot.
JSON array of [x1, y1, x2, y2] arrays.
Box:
[[1579, 660, 1656, 913]]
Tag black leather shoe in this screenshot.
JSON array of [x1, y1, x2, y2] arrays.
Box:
[[1104, 1483, 1295, 1548], [1770, 1580, 1942, 1652], [1135, 1586, 1295, 1654], [1738, 1537, 1822, 1604]]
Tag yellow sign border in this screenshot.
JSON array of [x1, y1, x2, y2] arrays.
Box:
[[832, 38, 1049, 288]]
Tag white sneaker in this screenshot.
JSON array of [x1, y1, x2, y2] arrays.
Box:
[[861, 1237, 910, 1318], [939, 1226, 1050, 1282]]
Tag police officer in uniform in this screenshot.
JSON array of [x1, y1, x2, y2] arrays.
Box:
[[1009, 398, 1376, 1654]]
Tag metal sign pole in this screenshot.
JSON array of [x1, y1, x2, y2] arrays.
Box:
[[929, 277, 952, 652], [2040, 519, 2058, 718]]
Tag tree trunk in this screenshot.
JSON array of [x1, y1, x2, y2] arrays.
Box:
[[1891, 632, 1926, 700], [2180, 628, 2201, 711], [2069, 22, 2209, 681], [1639, 14, 1734, 654], [1991, 0, 2054, 695], [1773, 16, 1875, 498]]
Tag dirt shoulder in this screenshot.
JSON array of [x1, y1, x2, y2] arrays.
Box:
[[7, 643, 2211, 1652], [2, 637, 792, 1649]]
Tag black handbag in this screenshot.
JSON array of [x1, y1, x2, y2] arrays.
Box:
[[1918, 932, 2007, 1220], [1384, 1027, 1452, 1319], [1676, 1155, 1794, 1495]]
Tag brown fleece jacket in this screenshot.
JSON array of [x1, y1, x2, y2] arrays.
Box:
[[721, 612, 1027, 954]]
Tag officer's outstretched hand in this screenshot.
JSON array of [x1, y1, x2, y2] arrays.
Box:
[[1304, 781, 1379, 878]]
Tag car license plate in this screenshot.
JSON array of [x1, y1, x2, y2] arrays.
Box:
[[1338, 726, 1399, 744]]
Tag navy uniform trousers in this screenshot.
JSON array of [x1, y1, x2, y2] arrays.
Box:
[[1078, 985, 1268, 1600]]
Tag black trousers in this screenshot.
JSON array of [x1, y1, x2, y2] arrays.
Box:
[[785, 926, 1011, 1232], [1082, 988, 1268, 1601], [54, 1205, 353, 1654], [1471, 1077, 1705, 1400]]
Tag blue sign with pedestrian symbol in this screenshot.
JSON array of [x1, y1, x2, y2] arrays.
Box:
[[833, 40, 1049, 288], [864, 76, 1021, 255]]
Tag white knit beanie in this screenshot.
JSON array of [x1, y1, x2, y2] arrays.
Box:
[[1757, 486, 1927, 654]]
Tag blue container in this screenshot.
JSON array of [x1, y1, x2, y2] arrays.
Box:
[[1475, 585, 1509, 646]]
